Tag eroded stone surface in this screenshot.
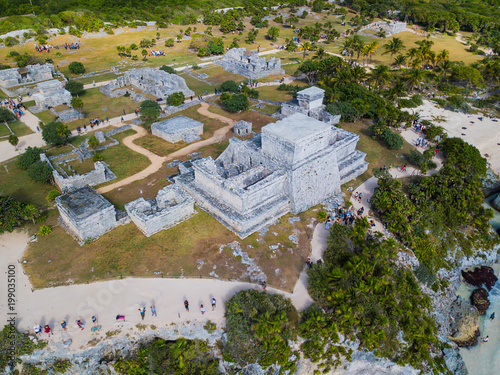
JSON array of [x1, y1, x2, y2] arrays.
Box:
[[151, 115, 203, 144], [0, 63, 54, 89], [31, 80, 72, 113], [216, 48, 285, 79]]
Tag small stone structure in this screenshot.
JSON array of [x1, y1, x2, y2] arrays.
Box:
[[125, 185, 196, 237], [233, 120, 252, 136], [175, 113, 368, 238], [31, 80, 72, 113], [360, 21, 407, 37], [281, 86, 341, 125], [54, 108, 84, 123], [216, 48, 285, 79], [0, 63, 54, 89], [151, 116, 203, 143], [100, 68, 194, 101], [55, 186, 119, 242], [95, 131, 106, 143]]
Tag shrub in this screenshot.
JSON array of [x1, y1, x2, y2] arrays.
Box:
[[407, 150, 425, 167], [220, 80, 239, 93], [93, 153, 103, 162], [8, 135, 18, 147], [27, 161, 53, 184], [326, 102, 359, 122], [42, 121, 71, 146], [65, 81, 84, 96], [317, 211, 327, 221], [0, 107, 16, 122], [17, 146, 43, 170], [382, 128, 404, 150], [140, 100, 161, 128], [46, 189, 61, 203], [37, 225, 52, 236], [425, 124, 444, 141], [4, 36, 19, 46], [166, 92, 185, 106], [222, 94, 249, 113], [445, 95, 472, 113], [159, 65, 176, 74], [68, 61, 85, 74]]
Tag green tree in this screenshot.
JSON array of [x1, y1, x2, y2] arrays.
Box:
[[159, 65, 176, 74], [17, 146, 43, 170], [27, 160, 53, 184], [140, 100, 161, 129], [165, 38, 175, 47], [42, 122, 71, 146], [8, 134, 18, 149], [141, 49, 148, 60], [23, 204, 40, 224], [166, 92, 185, 106], [65, 81, 84, 96], [220, 80, 239, 93], [68, 61, 85, 74], [299, 41, 313, 61], [382, 37, 406, 63], [87, 135, 99, 151], [222, 94, 249, 113], [0, 107, 16, 122], [71, 97, 83, 112], [267, 26, 280, 42]]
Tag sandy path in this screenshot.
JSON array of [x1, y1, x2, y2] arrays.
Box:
[[0, 224, 327, 349], [97, 102, 234, 194]]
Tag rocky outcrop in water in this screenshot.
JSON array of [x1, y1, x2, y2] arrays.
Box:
[[482, 170, 500, 197], [447, 296, 480, 347], [471, 288, 490, 315], [461, 266, 498, 290], [492, 193, 500, 212]]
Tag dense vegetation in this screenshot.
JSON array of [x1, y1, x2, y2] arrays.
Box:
[[222, 289, 299, 372], [301, 220, 448, 373], [0, 325, 47, 371], [371, 137, 497, 275], [114, 338, 219, 375]]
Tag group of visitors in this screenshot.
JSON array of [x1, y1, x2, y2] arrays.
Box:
[[64, 43, 80, 50], [325, 206, 365, 230], [33, 316, 99, 337], [77, 118, 105, 133], [2, 98, 25, 117], [34, 44, 55, 53], [148, 50, 166, 57]]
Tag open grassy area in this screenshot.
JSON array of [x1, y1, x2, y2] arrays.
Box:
[[0, 120, 34, 141], [74, 72, 119, 86], [251, 103, 281, 115], [255, 83, 307, 102], [35, 110, 57, 125], [23, 200, 317, 291], [207, 104, 278, 132], [178, 73, 214, 96], [340, 120, 416, 195]]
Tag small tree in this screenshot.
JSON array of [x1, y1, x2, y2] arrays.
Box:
[[140, 100, 161, 129], [87, 135, 99, 151], [71, 97, 83, 112], [27, 161, 53, 183], [222, 94, 249, 113], [42, 121, 71, 146], [46, 189, 61, 203], [65, 81, 84, 96], [220, 80, 239, 93], [8, 134, 18, 149], [0, 107, 16, 122], [17, 146, 43, 170], [23, 204, 40, 224], [159, 65, 176, 74], [267, 27, 280, 42], [165, 38, 174, 47], [166, 92, 185, 106], [141, 49, 148, 60], [68, 61, 85, 74], [38, 225, 52, 236]]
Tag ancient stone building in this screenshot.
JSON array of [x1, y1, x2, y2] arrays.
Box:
[[233, 120, 252, 136], [125, 185, 196, 237], [151, 116, 203, 143], [0, 64, 54, 89], [281, 86, 341, 125], [100, 68, 194, 101], [175, 113, 368, 238], [216, 48, 285, 79], [31, 80, 72, 113], [55, 186, 120, 242]]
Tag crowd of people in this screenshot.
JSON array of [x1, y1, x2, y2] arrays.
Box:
[[2, 97, 26, 117], [64, 42, 80, 50], [34, 44, 56, 53], [149, 50, 166, 57], [76, 117, 106, 133]]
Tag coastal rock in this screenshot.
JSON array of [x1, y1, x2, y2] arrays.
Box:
[[482, 169, 500, 197], [492, 192, 500, 212], [443, 347, 468, 375], [470, 288, 490, 315], [461, 266, 498, 290], [447, 296, 480, 347]]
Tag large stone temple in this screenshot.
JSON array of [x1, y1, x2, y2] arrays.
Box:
[[175, 113, 368, 238], [216, 48, 285, 79]]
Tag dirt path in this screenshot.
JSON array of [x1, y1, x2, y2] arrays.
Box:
[[97, 102, 234, 194], [0, 223, 327, 349]]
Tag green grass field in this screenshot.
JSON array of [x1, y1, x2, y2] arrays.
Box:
[[0, 120, 34, 141]]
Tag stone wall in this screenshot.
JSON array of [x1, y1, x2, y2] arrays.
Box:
[[53, 161, 116, 192], [216, 48, 285, 79]]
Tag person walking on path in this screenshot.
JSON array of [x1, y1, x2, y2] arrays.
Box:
[[76, 320, 84, 330], [92, 315, 98, 326], [261, 280, 267, 291], [184, 300, 189, 312], [34, 324, 42, 338], [44, 324, 52, 337], [211, 298, 216, 311], [200, 304, 205, 315], [139, 307, 146, 320], [150, 305, 157, 317], [60, 320, 67, 331]]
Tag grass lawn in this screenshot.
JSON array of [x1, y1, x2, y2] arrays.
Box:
[[74, 72, 119, 85], [256, 83, 307, 102], [0, 120, 34, 141], [340, 120, 415, 195], [252, 103, 281, 115], [0, 123, 11, 137], [22, 100, 36, 108], [201, 65, 247, 85], [179, 73, 214, 96], [23, 201, 317, 291], [36, 110, 57, 125]]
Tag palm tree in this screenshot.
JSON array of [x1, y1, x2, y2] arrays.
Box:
[[350, 35, 365, 60], [404, 68, 427, 92], [368, 65, 390, 90], [313, 46, 327, 60], [434, 59, 453, 77], [437, 49, 449, 63], [350, 65, 367, 84], [392, 54, 407, 69], [382, 37, 405, 63], [386, 79, 406, 104], [299, 41, 313, 61]]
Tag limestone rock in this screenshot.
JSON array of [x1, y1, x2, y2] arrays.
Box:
[[461, 266, 498, 290], [447, 296, 480, 347], [492, 192, 500, 211], [482, 169, 500, 197], [471, 288, 490, 315], [443, 347, 468, 375]]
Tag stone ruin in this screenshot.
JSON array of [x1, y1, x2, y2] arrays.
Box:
[[100, 68, 194, 102], [151, 115, 203, 144], [281, 86, 341, 125], [55, 186, 128, 243], [360, 21, 407, 37], [31, 80, 73, 113], [125, 185, 196, 237], [216, 48, 285, 79], [175, 113, 368, 238], [233, 120, 252, 136], [0, 63, 54, 89]]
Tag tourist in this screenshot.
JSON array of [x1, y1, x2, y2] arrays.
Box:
[[76, 320, 84, 330], [184, 300, 189, 312], [200, 304, 205, 315], [261, 280, 267, 291], [358, 192, 363, 202], [34, 324, 42, 337], [211, 298, 216, 311], [139, 307, 146, 320], [483, 336, 489, 343], [44, 324, 52, 336], [354, 192, 359, 200], [60, 320, 67, 331], [92, 315, 98, 326], [116, 315, 125, 321], [490, 312, 495, 320], [306, 257, 313, 269], [150, 305, 157, 317]]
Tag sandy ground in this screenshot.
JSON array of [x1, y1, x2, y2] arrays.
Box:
[[415, 100, 500, 174], [0, 224, 327, 349]]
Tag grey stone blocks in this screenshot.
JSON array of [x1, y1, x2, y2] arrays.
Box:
[[151, 115, 203, 144], [216, 48, 285, 79]]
